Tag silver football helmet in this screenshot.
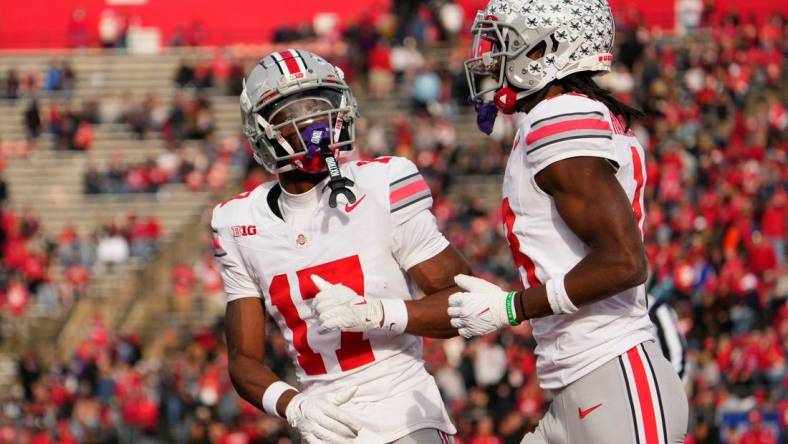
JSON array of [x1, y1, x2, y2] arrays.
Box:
[[465, 0, 615, 104], [240, 49, 358, 174]]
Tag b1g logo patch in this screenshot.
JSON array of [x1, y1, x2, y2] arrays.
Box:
[[289, 72, 305, 80], [231, 225, 257, 237]]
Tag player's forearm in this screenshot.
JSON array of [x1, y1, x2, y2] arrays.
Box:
[[515, 247, 647, 321], [404, 286, 461, 339], [228, 353, 298, 416]]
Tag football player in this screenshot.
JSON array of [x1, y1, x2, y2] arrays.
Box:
[[444, 0, 690, 442], [648, 293, 688, 381], [214, 49, 464, 443]]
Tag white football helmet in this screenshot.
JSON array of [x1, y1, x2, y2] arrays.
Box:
[[465, 0, 615, 110], [240, 49, 358, 174]]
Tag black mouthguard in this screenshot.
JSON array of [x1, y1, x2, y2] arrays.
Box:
[[319, 145, 356, 208]]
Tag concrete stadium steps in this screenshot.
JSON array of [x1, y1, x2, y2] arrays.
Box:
[[0, 97, 241, 140], [446, 175, 503, 210], [0, 53, 187, 92], [4, 155, 88, 207], [0, 86, 187, 102], [0, 121, 241, 142], [6, 192, 212, 238], [0, 353, 17, 390], [1, 139, 235, 169]]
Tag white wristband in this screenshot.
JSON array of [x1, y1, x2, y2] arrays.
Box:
[[546, 275, 579, 315], [380, 299, 408, 334], [262, 381, 296, 418]]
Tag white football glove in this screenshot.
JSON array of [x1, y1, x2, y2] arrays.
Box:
[[447, 274, 515, 338], [311, 275, 383, 334], [285, 386, 362, 444]]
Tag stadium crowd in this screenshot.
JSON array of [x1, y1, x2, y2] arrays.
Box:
[[81, 135, 245, 196], [0, 1, 785, 443], [0, 204, 168, 319]]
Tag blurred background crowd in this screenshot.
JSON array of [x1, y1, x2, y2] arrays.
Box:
[[0, 0, 785, 443]]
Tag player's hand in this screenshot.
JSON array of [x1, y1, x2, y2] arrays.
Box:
[[285, 386, 362, 444], [311, 275, 383, 334], [447, 274, 515, 338]]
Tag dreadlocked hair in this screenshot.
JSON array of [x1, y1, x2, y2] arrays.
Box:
[[556, 71, 644, 130]]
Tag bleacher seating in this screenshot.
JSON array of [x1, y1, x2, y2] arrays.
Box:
[[0, 51, 238, 381]]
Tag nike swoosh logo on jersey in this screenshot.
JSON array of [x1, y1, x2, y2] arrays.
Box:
[[344, 194, 366, 213], [578, 403, 603, 419]]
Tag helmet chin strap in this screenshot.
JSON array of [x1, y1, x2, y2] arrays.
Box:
[[323, 112, 356, 208]]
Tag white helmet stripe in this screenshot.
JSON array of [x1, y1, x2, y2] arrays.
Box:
[[271, 51, 292, 76]]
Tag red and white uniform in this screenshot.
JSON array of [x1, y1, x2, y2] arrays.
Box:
[[212, 157, 455, 443], [502, 93, 656, 390]]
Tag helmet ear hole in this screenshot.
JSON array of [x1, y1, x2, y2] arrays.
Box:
[[549, 34, 560, 53], [526, 41, 547, 60]]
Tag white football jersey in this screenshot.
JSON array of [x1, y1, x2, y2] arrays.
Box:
[[503, 93, 656, 390], [212, 156, 455, 442]]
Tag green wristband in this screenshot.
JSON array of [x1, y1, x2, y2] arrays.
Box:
[[505, 291, 519, 326]]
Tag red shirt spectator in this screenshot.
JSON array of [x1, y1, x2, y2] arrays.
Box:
[[30, 431, 53, 444], [4, 235, 29, 270], [6, 280, 29, 316], [148, 165, 170, 187], [195, 255, 222, 294], [22, 254, 46, 282], [217, 430, 251, 444], [129, 216, 148, 241], [211, 50, 231, 81], [737, 411, 777, 444], [761, 196, 786, 240], [73, 121, 94, 150], [748, 236, 777, 276], [470, 434, 502, 444], [59, 224, 78, 245], [121, 395, 159, 432], [145, 217, 162, 240], [368, 44, 392, 71], [172, 264, 195, 297], [65, 265, 91, 289], [125, 167, 149, 192]]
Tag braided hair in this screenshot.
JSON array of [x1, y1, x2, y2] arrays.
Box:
[[556, 71, 644, 129]]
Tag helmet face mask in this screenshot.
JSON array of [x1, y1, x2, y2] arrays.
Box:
[[269, 96, 336, 156], [465, 0, 615, 104], [465, 12, 530, 102], [240, 49, 358, 174], [260, 90, 354, 173]]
